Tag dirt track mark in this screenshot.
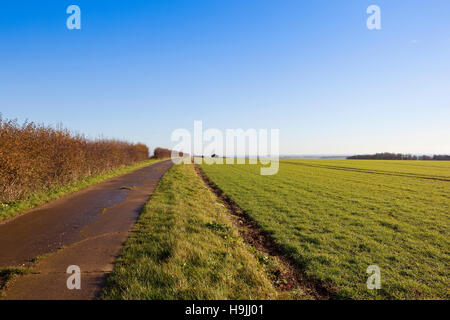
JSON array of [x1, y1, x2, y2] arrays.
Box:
[[195, 165, 335, 299], [283, 161, 450, 182]]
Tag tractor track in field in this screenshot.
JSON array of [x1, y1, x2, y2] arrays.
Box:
[[283, 161, 450, 182], [195, 165, 336, 300], [0, 160, 173, 300]]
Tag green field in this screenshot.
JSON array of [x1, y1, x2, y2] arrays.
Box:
[[200, 159, 450, 299]]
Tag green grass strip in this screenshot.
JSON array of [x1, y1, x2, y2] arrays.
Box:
[[101, 163, 277, 300]]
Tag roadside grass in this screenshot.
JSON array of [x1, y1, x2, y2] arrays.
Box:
[[200, 160, 450, 299], [101, 163, 278, 300], [0, 159, 162, 223], [0, 267, 28, 296]]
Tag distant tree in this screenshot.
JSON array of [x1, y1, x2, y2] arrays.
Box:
[[348, 153, 450, 161], [433, 155, 450, 161], [153, 147, 185, 159]]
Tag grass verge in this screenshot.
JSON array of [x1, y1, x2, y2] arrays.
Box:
[[0, 159, 162, 223], [0, 267, 28, 296], [101, 163, 278, 300], [195, 165, 326, 299]]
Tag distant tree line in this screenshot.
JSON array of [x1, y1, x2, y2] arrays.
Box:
[[153, 147, 185, 159], [347, 153, 450, 160]]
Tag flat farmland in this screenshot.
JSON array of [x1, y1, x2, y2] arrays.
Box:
[[199, 160, 450, 299]]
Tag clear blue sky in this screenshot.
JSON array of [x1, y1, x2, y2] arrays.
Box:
[[1, 0, 449, 155]]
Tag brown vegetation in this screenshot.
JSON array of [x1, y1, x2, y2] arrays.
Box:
[[153, 147, 185, 159], [0, 117, 149, 202]]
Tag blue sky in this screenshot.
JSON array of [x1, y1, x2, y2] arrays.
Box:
[[1, 0, 449, 155]]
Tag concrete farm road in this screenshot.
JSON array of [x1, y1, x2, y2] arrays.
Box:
[[0, 160, 173, 300]]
